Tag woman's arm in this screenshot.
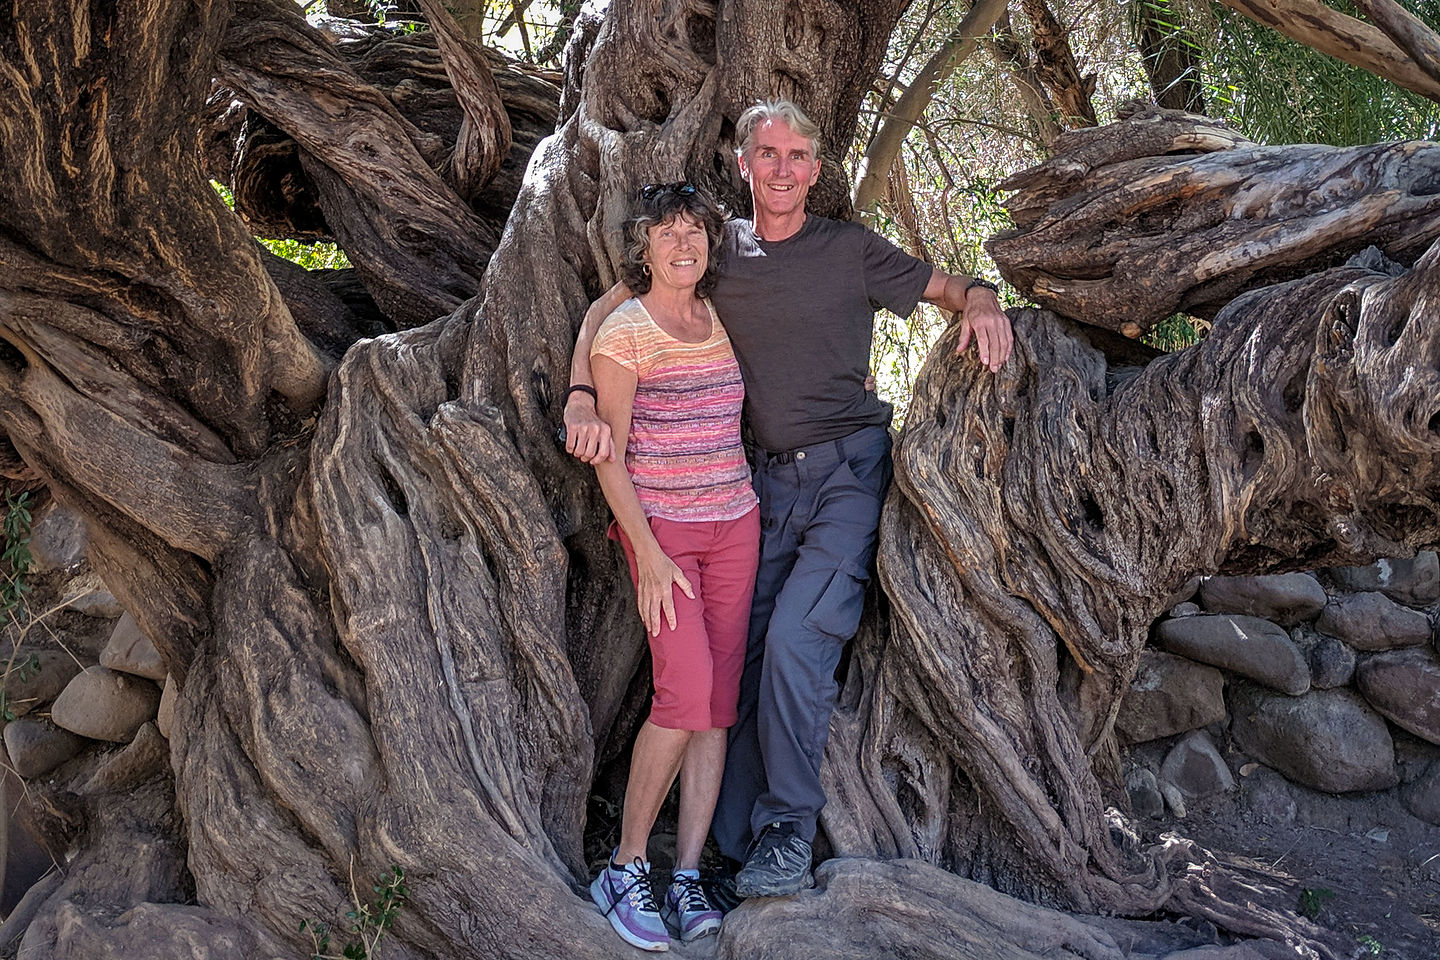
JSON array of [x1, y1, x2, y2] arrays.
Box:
[[564, 282, 632, 464], [591, 354, 694, 636]]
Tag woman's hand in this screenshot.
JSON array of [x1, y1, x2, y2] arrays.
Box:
[[634, 545, 694, 636]]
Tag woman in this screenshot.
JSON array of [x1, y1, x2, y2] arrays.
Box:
[[585, 183, 759, 951]]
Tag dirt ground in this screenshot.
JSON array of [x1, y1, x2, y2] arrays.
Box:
[[1139, 769, 1440, 959]]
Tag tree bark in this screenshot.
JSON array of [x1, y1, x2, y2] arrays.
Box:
[[1018, 0, 1097, 127], [988, 107, 1440, 335], [1133, 0, 1205, 113], [989, 11, 1063, 149], [1353, 0, 1440, 89], [1218, 0, 1440, 103], [0, 0, 1430, 957], [217, 0, 503, 326], [835, 238, 1438, 952]]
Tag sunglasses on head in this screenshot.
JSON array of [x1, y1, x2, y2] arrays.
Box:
[[639, 182, 697, 200]]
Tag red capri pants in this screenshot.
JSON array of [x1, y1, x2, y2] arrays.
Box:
[[612, 506, 760, 731]]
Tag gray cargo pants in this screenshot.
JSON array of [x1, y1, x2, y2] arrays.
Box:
[[712, 424, 891, 860]]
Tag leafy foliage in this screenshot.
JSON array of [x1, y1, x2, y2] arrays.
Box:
[[0, 491, 36, 724], [210, 180, 352, 271], [302, 865, 409, 960], [1200, 2, 1440, 146]]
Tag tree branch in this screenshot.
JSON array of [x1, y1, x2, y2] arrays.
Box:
[[1353, 0, 1440, 89], [416, 0, 515, 200], [989, 108, 1440, 334], [1218, 0, 1440, 103], [853, 0, 1008, 212]]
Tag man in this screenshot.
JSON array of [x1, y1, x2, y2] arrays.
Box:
[[564, 99, 1012, 898]]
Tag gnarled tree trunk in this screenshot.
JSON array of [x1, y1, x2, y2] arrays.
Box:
[[2, 1, 1436, 958]]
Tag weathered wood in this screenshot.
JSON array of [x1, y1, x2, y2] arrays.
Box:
[[848, 241, 1440, 953], [1, 0, 1430, 956], [212, 27, 560, 251], [414, 0, 513, 199], [1354, 0, 1440, 89], [721, 859, 1319, 960], [218, 0, 501, 326], [1218, 0, 1440, 103], [989, 107, 1440, 334], [1019, 0, 1096, 127]]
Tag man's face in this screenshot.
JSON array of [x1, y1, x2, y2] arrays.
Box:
[[739, 119, 820, 222]]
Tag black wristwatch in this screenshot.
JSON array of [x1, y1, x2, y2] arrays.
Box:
[[964, 278, 1000, 297]]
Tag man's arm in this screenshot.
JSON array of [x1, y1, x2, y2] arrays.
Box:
[[922, 269, 1012, 374], [563, 282, 631, 463]]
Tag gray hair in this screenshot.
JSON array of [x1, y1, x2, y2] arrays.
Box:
[[735, 99, 821, 160]]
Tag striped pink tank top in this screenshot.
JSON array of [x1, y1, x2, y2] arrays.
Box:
[[591, 298, 757, 522]]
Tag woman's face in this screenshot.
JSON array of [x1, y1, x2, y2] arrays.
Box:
[[643, 213, 708, 293]]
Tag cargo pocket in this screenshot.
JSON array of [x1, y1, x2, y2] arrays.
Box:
[[801, 560, 870, 640]]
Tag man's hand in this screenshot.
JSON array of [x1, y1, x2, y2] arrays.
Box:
[[563, 282, 631, 464], [564, 393, 614, 464], [923, 270, 1014, 374], [954, 286, 1012, 373]]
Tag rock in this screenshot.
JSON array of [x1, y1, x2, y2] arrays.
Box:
[[1314, 591, 1431, 651], [1229, 684, 1397, 793], [157, 676, 176, 740], [1197, 573, 1327, 627], [1116, 650, 1227, 743], [2, 718, 85, 777], [1241, 765, 1297, 824], [50, 666, 160, 742], [1, 650, 82, 718], [1394, 733, 1440, 784], [99, 613, 167, 681], [1155, 614, 1310, 695], [59, 571, 123, 619], [1304, 634, 1356, 689], [25, 501, 87, 574], [1168, 601, 1201, 618], [1157, 778, 1186, 818], [1402, 760, 1440, 826], [1159, 731, 1235, 799], [1330, 551, 1440, 606], [1125, 767, 1164, 818], [1354, 646, 1440, 745], [81, 722, 169, 794]]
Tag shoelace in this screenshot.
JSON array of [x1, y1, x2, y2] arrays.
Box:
[[670, 874, 711, 913], [603, 857, 659, 915], [754, 825, 788, 861]]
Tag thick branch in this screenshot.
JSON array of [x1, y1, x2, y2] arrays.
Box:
[[416, 0, 515, 199], [989, 108, 1440, 333], [1019, 0, 1097, 127], [1218, 0, 1440, 103], [1353, 0, 1440, 89], [220, 0, 499, 326], [853, 0, 1008, 212]]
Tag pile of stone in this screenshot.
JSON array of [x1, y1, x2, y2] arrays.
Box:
[[1120, 554, 1440, 825], [0, 502, 178, 783]]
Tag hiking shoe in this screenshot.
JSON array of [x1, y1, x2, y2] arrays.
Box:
[[734, 822, 814, 898], [661, 872, 722, 942], [703, 867, 745, 915], [590, 855, 670, 951]]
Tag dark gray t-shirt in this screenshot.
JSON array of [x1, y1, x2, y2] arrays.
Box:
[[710, 216, 931, 452]]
